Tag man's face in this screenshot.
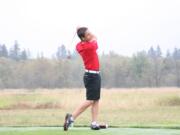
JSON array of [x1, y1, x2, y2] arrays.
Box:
[[84, 30, 94, 42]]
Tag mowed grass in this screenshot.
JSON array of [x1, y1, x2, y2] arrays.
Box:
[[0, 127, 180, 135], [0, 88, 180, 128]]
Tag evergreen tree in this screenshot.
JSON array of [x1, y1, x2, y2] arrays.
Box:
[[173, 48, 180, 60], [9, 40, 21, 61], [172, 48, 180, 87], [0, 44, 8, 58], [148, 46, 156, 58], [156, 45, 162, 57], [56, 44, 67, 59], [67, 50, 72, 59], [166, 49, 171, 58], [20, 49, 28, 60]]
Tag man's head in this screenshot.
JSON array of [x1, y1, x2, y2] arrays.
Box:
[[77, 27, 94, 42]]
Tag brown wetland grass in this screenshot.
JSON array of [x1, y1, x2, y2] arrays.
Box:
[[0, 88, 180, 128]]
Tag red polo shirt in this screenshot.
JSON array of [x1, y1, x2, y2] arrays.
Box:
[[76, 40, 100, 71]]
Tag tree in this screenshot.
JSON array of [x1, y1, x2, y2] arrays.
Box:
[[147, 46, 163, 87], [156, 45, 162, 57], [67, 50, 72, 59], [166, 49, 171, 58], [56, 44, 67, 59], [131, 51, 150, 87], [172, 48, 180, 87], [148, 46, 156, 58], [173, 48, 180, 60], [20, 49, 28, 60], [9, 40, 21, 61], [0, 44, 8, 58]]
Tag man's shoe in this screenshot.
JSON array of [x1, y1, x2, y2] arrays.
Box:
[[63, 113, 73, 131], [91, 124, 100, 130]]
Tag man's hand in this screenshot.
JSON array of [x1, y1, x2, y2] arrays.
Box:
[[90, 34, 97, 42]]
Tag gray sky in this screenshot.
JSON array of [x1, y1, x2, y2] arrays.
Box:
[[0, 0, 180, 57]]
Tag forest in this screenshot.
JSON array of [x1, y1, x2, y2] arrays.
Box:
[[0, 41, 180, 88]]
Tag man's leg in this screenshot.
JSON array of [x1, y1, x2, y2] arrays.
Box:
[[91, 100, 99, 122], [72, 100, 94, 120], [90, 100, 100, 130]]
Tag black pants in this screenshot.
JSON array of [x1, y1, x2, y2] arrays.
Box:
[[83, 72, 101, 100]]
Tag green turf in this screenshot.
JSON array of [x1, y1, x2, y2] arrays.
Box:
[[0, 127, 180, 135]]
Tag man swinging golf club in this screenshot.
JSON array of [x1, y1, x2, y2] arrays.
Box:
[[64, 27, 101, 131]]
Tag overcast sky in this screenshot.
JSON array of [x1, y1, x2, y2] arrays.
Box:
[[0, 0, 180, 57]]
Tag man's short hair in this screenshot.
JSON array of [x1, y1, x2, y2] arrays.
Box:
[[77, 27, 88, 41]]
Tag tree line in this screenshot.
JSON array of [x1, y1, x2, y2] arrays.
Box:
[[0, 41, 77, 60], [0, 41, 30, 61], [0, 42, 180, 89]]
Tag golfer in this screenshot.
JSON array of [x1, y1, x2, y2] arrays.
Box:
[[64, 27, 101, 131]]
